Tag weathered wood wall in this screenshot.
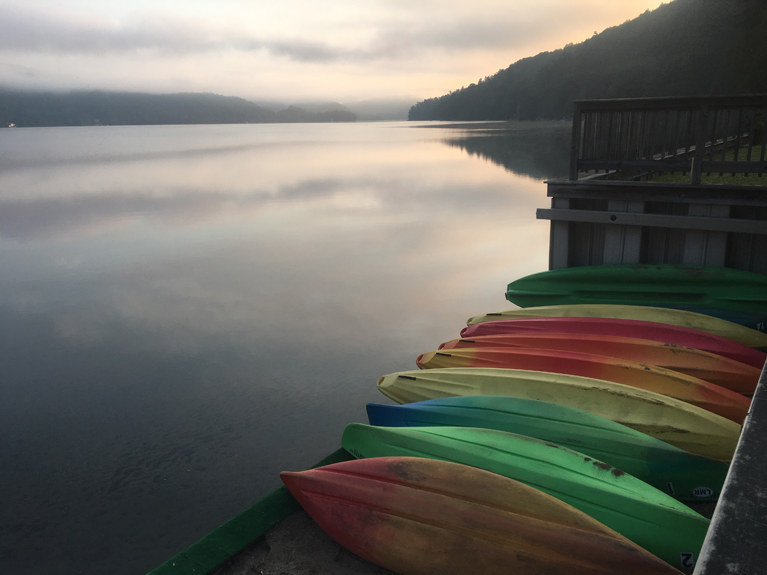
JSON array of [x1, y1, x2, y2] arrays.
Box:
[[539, 180, 767, 273]]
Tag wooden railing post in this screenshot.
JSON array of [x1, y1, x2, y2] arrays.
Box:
[[691, 103, 708, 185], [570, 102, 582, 181]]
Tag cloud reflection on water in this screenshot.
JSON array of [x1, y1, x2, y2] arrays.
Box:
[[0, 122, 556, 413], [0, 122, 564, 575]]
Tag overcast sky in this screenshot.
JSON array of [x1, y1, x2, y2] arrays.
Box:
[[0, 0, 666, 104]]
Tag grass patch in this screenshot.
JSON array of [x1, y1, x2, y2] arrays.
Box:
[[647, 144, 766, 186]]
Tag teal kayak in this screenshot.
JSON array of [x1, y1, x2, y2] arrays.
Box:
[[505, 264, 767, 316], [342, 423, 709, 570], [366, 396, 728, 502]]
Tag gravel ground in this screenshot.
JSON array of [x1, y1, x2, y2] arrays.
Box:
[[212, 510, 392, 575], [212, 499, 717, 574]]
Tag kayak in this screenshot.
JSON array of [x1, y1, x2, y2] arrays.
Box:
[[504, 265, 767, 314], [416, 348, 751, 423], [366, 396, 729, 502], [438, 333, 760, 395], [461, 316, 767, 367], [282, 456, 683, 574], [342, 424, 709, 570], [466, 304, 767, 349], [376, 368, 741, 461]]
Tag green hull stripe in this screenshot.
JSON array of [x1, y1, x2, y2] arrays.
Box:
[[146, 448, 352, 575]]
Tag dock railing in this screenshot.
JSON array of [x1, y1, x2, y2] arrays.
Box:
[[540, 95, 767, 273], [571, 94, 767, 183]]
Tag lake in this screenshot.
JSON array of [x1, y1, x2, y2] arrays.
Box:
[[0, 120, 571, 574]]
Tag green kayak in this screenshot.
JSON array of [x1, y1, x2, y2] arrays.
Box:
[[505, 264, 767, 315], [366, 396, 728, 502], [342, 423, 709, 570]]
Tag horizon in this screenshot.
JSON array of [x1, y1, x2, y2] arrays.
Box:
[[1, 1, 666, 105]]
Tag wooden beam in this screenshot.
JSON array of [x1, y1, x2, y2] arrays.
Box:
[[536, 208, 767, 235], [546, 181, 767, 207], [694, 363, 767, 574]]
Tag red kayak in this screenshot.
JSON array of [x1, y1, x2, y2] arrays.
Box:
[[439, 333, 760, 396], [460, 316, 767, 369], [416, 347, 751, 423], [282, 457, 682, 575]]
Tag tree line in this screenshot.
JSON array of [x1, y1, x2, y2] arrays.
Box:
[[409, 0, 767, 121], [0, 91, 357, 127]]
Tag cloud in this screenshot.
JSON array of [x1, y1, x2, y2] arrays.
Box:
[[0, 2, 565, 62], [0, 5, 225, 54], [0, 1, 666, 99]]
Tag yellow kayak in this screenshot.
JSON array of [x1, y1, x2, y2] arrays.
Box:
[[377, 367, 741, 461]]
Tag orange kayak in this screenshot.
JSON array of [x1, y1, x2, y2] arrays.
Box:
[[417, 347, 751, 423], [438, 333, 760, 396]]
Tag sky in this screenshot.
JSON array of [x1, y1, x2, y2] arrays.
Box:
[[0, 0, 667, 105]]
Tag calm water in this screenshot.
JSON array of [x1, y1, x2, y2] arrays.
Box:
[[0, 121, 570, 574]]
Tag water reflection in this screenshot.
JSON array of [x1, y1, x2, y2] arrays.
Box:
[[0, 122, 567, 575], [438, 121, 572, 179]]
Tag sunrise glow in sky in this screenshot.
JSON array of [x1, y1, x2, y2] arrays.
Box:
[[0, 0, 667, 104]]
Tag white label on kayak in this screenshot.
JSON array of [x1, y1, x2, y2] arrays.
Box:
[[693, 486, 714, 498]]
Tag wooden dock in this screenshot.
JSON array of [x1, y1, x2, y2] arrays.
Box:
[[695, 363, 767, 575], [540, 95, 767, 575], [541, 95, 767, 274]]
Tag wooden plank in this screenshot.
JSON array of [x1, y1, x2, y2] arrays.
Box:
[[682, 204, 729, 266], [569, 102, 582, 181], [574, 94, 767, 114], [603, 199, 643, 263], [579, 159, 692, 172], [536, 207, 767, 235], [703, 160, 767, 174], [546, 182, 767, 207], [548, 197, 572, 269], [694, 364, 767, 575]]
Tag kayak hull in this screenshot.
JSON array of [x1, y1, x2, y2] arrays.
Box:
[[504, 265, 767, 315], [467, 304, 767, 349], [461, 316, 767, 367], [417, 347, 751, 423], [439, 333, 760, 395], [282, 457, 682, 575], [342, 424, 708, 570], [366, 396, 729, 502], [376, 367, 741, 461]]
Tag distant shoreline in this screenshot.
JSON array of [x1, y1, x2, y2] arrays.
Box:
[[412, 119, 571, 130]]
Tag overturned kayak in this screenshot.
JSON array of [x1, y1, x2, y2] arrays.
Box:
[[438, 332, 760, 395], [416, 347, 751, 423], [466, 304, 767, 349], [366, 395, 729, 502], [461, 316, 767, 367], [376, 368, 741, 461], [282, 456, 683, 574], [342, 424, 709, 570], [504, 264, 767, 315]]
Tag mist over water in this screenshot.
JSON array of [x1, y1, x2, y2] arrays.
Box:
[[0, 121, 569, 575]]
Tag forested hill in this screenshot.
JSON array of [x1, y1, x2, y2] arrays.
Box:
[[0, 91, 357, 127], [409, 0, 767, 121]]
